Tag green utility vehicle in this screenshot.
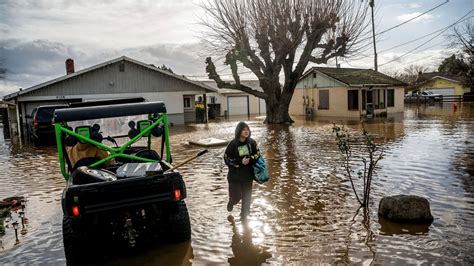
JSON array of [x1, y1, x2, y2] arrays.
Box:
[[53, 101, 190, 261]]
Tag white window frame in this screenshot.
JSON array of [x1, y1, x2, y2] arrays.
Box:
[[183, 96, 193, 110]]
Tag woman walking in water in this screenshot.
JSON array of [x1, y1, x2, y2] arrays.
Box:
[[224, 121, 259, 220]]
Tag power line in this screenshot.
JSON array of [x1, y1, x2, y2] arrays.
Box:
[[378, 10, 473, 67], [349, 11, 473, 63], [379, 41, 447, 70], [356, 0, 450, 56], [379, 14, 473, 53], [375, 0, 450, 37], [187, 2, 462, 78]]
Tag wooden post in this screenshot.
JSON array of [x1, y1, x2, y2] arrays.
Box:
[[203, 93, 208, 123]]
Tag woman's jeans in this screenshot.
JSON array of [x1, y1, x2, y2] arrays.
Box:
[[228, 180, 253, 217]]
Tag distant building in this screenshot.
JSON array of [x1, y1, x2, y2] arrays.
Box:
[[201, 80, 266, 118], [413, 72, 470, 96], [290, 67, 406, 118], [3, 56, 216, 139]]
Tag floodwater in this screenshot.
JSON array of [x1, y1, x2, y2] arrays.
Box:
[[0, 103, 473, 264]]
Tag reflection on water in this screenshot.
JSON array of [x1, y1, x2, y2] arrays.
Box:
[[0, 103, 473, 264], [227, 215, 272, 264]]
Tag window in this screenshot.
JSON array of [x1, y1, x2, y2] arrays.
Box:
[[380, 89, 386, 109], [318, 90, 329, 109], [374, 89, 385, 109], [119, 61, 125, 72], [183, 96, 192, 109], [387, 89, 395, 107], [347, 90, 359, 110], [210, 96, 216, 104]]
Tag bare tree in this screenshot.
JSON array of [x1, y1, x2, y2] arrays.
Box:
[[332, 123, 384, 209], [445, 21, 473, 90], [201, 0, 369, 123], [390, 64, 431, 89], [447, 21, 473, 55]]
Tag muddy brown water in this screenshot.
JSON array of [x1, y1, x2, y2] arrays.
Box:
[[0, 103, 473, 264]]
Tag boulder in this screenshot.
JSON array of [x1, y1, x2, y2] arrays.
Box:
[[378, 195, 433, 223]]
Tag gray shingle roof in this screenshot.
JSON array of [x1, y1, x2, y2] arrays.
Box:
[[304, 67, 406, 87]]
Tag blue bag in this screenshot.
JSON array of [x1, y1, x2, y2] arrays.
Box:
[[252, 155, 269, 184]]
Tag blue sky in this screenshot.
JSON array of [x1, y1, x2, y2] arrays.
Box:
[[0, 0, 472, 96]]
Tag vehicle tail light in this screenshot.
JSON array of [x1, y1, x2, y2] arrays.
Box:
[[72, 205, 80, 217], [174, 189, 181, 201], [33, 119, 38, 129]]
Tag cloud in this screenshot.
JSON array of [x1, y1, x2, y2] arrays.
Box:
[[406, 3, 421, 9], [0, 0, 205, 49], [396, 12, 434, 23], [0, 39, 208, 96], [377, 48, 450, 73]]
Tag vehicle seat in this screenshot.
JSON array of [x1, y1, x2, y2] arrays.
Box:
[[71, 166, 117, 185], [135, 149, 161, 161], [72, 157, 101, 172]]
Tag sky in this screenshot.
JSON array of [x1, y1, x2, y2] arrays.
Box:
[[0, 0, 473, 96]]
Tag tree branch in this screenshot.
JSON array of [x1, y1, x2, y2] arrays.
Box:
[[205, 57, 266, 99]]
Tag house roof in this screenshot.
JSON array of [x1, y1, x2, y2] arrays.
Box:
[[3, 56, 216, 100], [201, 80, 262, 94], [416, 72, 464, 84], [302, 67, 406, 87]]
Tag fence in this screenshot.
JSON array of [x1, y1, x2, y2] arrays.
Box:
[[405, 95, 468, 104]]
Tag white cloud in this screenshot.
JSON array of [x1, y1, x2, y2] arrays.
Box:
[[0, 39, 208, 96], [406, 3, 421, 9], [396, 12, 434, 23]]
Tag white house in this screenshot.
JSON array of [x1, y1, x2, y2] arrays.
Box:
[[3, 56, 216, 139], [290, 67, 406, 118]]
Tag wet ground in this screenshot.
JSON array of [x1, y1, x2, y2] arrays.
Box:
[[0, 103, 473, 264]]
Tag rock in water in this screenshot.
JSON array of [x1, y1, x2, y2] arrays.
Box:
[[378, 195, 433, 223]]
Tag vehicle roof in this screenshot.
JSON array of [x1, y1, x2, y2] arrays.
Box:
[[54, 101, 167, 123], [36, 104, 69, 109]]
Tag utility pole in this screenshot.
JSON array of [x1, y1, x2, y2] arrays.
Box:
[[369, 0, 377, 72]]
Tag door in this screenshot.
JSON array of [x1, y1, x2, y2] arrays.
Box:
[[227, 96, 249, 116], [365, 90, 374, 118], [428, 88, 455, 96], [258, 98, 266, 115]]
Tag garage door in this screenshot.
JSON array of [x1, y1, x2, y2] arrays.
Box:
[[228, 96, 249, 116], [259, 98, 266, 115], [427, 88, 455, 96]]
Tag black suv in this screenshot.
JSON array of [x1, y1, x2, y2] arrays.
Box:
[[28, 105, 68, 145]]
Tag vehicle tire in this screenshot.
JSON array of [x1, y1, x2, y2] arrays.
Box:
[[62, 216, 87, 262], [164, 201, 191, 243]]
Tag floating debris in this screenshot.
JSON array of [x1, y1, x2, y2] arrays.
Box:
[[189, 138, 228, 147], [0, 196, 26, 236]]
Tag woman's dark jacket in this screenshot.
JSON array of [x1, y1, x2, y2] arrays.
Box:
[[224, 122, 259, 183]]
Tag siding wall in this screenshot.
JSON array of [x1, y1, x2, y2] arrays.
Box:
[[183, 111, 196, 123], [20, 91, 200, 125], [296, 71, 346, 89], [12, 60, 211, 125], [26, 61, 206, 97], [290, 87, 405, 117]]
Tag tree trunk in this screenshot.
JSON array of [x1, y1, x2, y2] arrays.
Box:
[[264, 91, 294, 124]]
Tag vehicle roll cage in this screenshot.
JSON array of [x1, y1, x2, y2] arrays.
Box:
[[53, 102, 171, 181]]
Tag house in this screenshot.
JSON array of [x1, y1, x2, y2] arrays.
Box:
[[201, 80, 266, 118], [413, 72, 470, 96], [2, 56, 216, 139], [289, 67, 406, 118]]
